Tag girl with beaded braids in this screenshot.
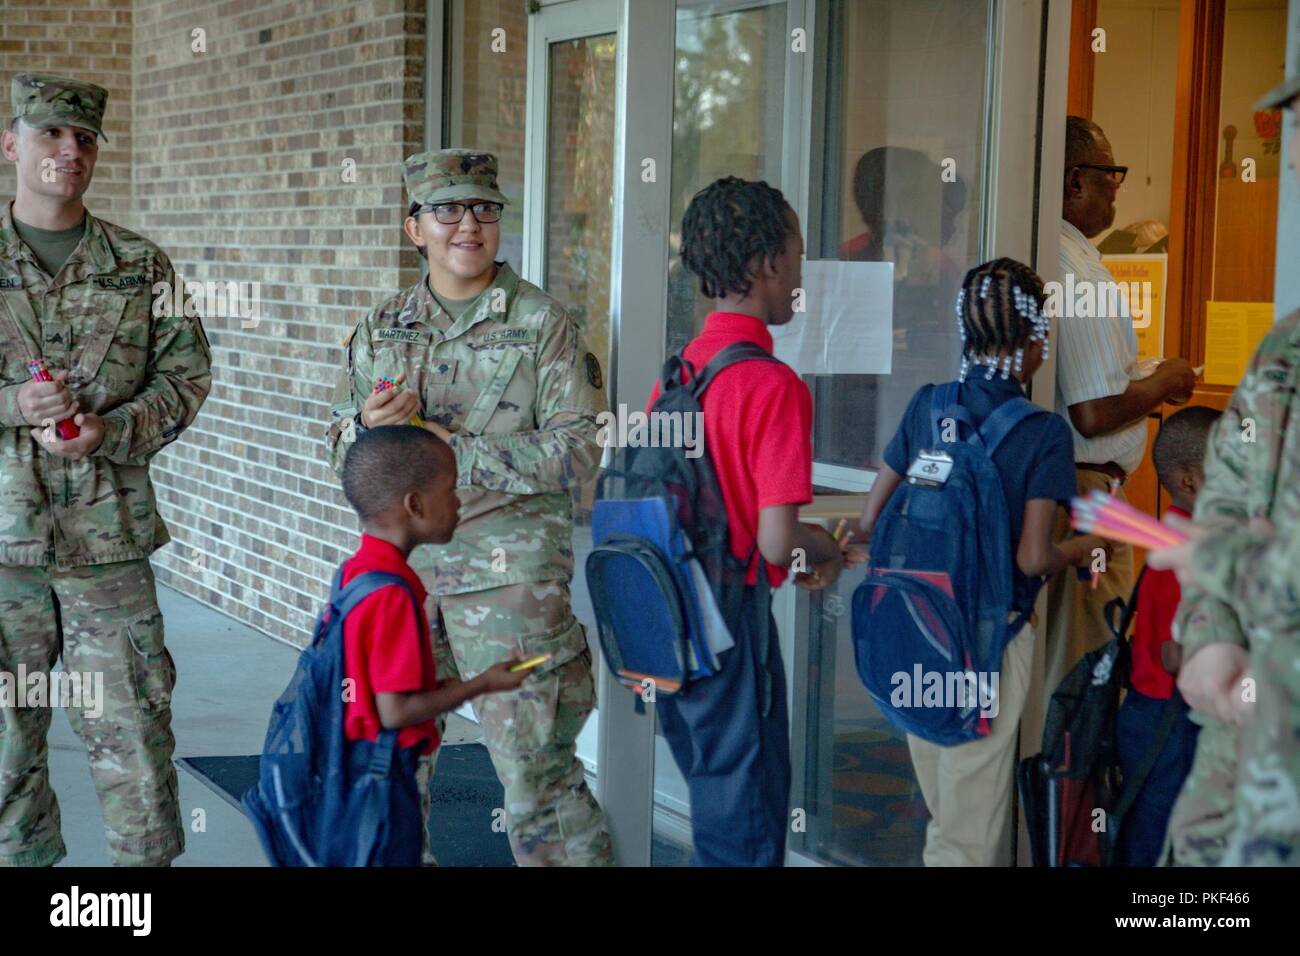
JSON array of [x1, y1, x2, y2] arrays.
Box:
[[850, 258, 1109, 866], [955, 257, 1052, 383]]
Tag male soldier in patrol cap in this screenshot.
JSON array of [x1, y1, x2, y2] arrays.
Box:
[[1148, 72, 1300, 865], [0, 74, 211, 866], [327, 149, 613, 866]]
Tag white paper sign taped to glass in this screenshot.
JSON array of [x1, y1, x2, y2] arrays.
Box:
[[771, 260, 894, 375]]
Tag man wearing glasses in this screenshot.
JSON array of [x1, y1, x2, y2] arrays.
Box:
[[326, 149, 613, 866], [1045, 117, 1198, 696]]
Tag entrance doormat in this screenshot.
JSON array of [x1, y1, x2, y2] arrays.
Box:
[[176, 742, 514, 866]]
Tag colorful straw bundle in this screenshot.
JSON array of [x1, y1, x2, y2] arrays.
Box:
[[372, 373, 426, 428], [1070, 490, 1187, 551]]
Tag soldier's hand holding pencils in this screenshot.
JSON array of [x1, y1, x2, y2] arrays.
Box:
[[362, 371, 421, 427], [17, 367, 77, 428], [30, 411, 105, 460]]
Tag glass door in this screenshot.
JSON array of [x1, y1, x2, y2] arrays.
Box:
[[524, 0, 702, 867], [559, 0, 1069, 867], [521, 0, 626, 858], [783, 0, 1073, 866], [523, 1, 620, 392]]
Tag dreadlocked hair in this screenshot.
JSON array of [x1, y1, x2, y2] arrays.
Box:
[[954, 258, 1050, 381], [680, 176, 794, 299]]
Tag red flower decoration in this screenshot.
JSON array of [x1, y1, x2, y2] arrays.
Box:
[[1255, 109, 1282, 141]]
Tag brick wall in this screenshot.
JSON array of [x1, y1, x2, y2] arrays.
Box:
[[0, 0, 134, 223], [134, 0, 428, 645]]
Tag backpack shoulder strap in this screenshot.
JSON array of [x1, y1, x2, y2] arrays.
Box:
[[327, 563, 347, 603], [1110, 688, 1186, 837], [332, 571, 418, 621], [659, 352, 696, 395], [689, 341, 781, 400], [978, 396, 1047, 457], [929, 381, 975, 445]]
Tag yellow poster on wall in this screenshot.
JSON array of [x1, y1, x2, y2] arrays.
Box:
[[1204, 302, 1275, 386], [1100, 253, 1167, 360]]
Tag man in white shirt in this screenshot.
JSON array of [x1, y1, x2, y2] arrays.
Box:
[[1044, 117, 1197, 695]]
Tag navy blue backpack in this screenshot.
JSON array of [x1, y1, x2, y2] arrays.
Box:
[[585, 342, 779, 699], [851, 381, 1046, 745], [243, 566, 419, 866]]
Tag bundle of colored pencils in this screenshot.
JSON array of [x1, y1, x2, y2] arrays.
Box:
[[1070, 489, 1187, 551], [27, 358, 79, 439], [372, 373, 426, 428]]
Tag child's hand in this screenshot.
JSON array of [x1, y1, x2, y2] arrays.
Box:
[[795, 551, 844, 591], [1067, 533, 1111, 568], [842, 543, 870, 567], [481, 653, 531, 693], [1160, 641, 1182, 676]]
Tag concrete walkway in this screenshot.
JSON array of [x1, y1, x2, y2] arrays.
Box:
[[48, 583, 481, 867]]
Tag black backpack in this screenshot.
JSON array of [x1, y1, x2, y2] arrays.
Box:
[[585, 342, 779, 699], [1017, 567, 1187, 866]]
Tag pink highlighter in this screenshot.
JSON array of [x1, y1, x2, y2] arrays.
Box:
[[26, 358, 79, 440]]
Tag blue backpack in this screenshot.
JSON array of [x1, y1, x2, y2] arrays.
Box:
[[243, 565, 419, 866], [585, 342, 779, 699], [851, 381, 1046, 745]]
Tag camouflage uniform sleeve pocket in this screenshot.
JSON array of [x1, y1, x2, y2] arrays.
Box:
[[123, 609, 176, 716]]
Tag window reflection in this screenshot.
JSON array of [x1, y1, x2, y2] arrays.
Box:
[[807, 0, 988, 471]]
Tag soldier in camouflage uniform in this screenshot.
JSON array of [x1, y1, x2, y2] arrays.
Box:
[[1149, 75, 1300, 866], [0, 74, 211, 866], [326, 149, 613, 866]]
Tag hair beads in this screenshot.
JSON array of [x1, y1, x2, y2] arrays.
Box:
[[955, 260, 1049, 382]]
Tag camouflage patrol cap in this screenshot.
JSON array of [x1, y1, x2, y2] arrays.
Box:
[[10, 73, 109, 141], [403, 149, 510, 207]]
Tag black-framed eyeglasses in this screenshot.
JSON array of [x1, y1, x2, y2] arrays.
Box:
[[1073, 163, 1127, 185], [413, 201, 504, 225]]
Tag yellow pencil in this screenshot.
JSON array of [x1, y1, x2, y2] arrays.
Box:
[[509, 653, 552, 673]]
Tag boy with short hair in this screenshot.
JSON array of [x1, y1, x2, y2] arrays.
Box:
[[337, 425, 529, 863], [1115, 406, 1220, 866]]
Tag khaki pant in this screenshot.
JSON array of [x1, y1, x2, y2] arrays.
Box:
[[907, 624, 1035, 867], [1044, 467, 1135, 698]]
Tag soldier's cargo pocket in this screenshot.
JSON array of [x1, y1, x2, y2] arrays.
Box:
[[520, 616, 588, 676], [123, 609, 175, 717]]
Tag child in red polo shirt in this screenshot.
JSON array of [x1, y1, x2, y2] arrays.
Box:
[[647, 177, 844, 867], [338, 426, 530, 862], [1115, 405, 1221, 866]]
